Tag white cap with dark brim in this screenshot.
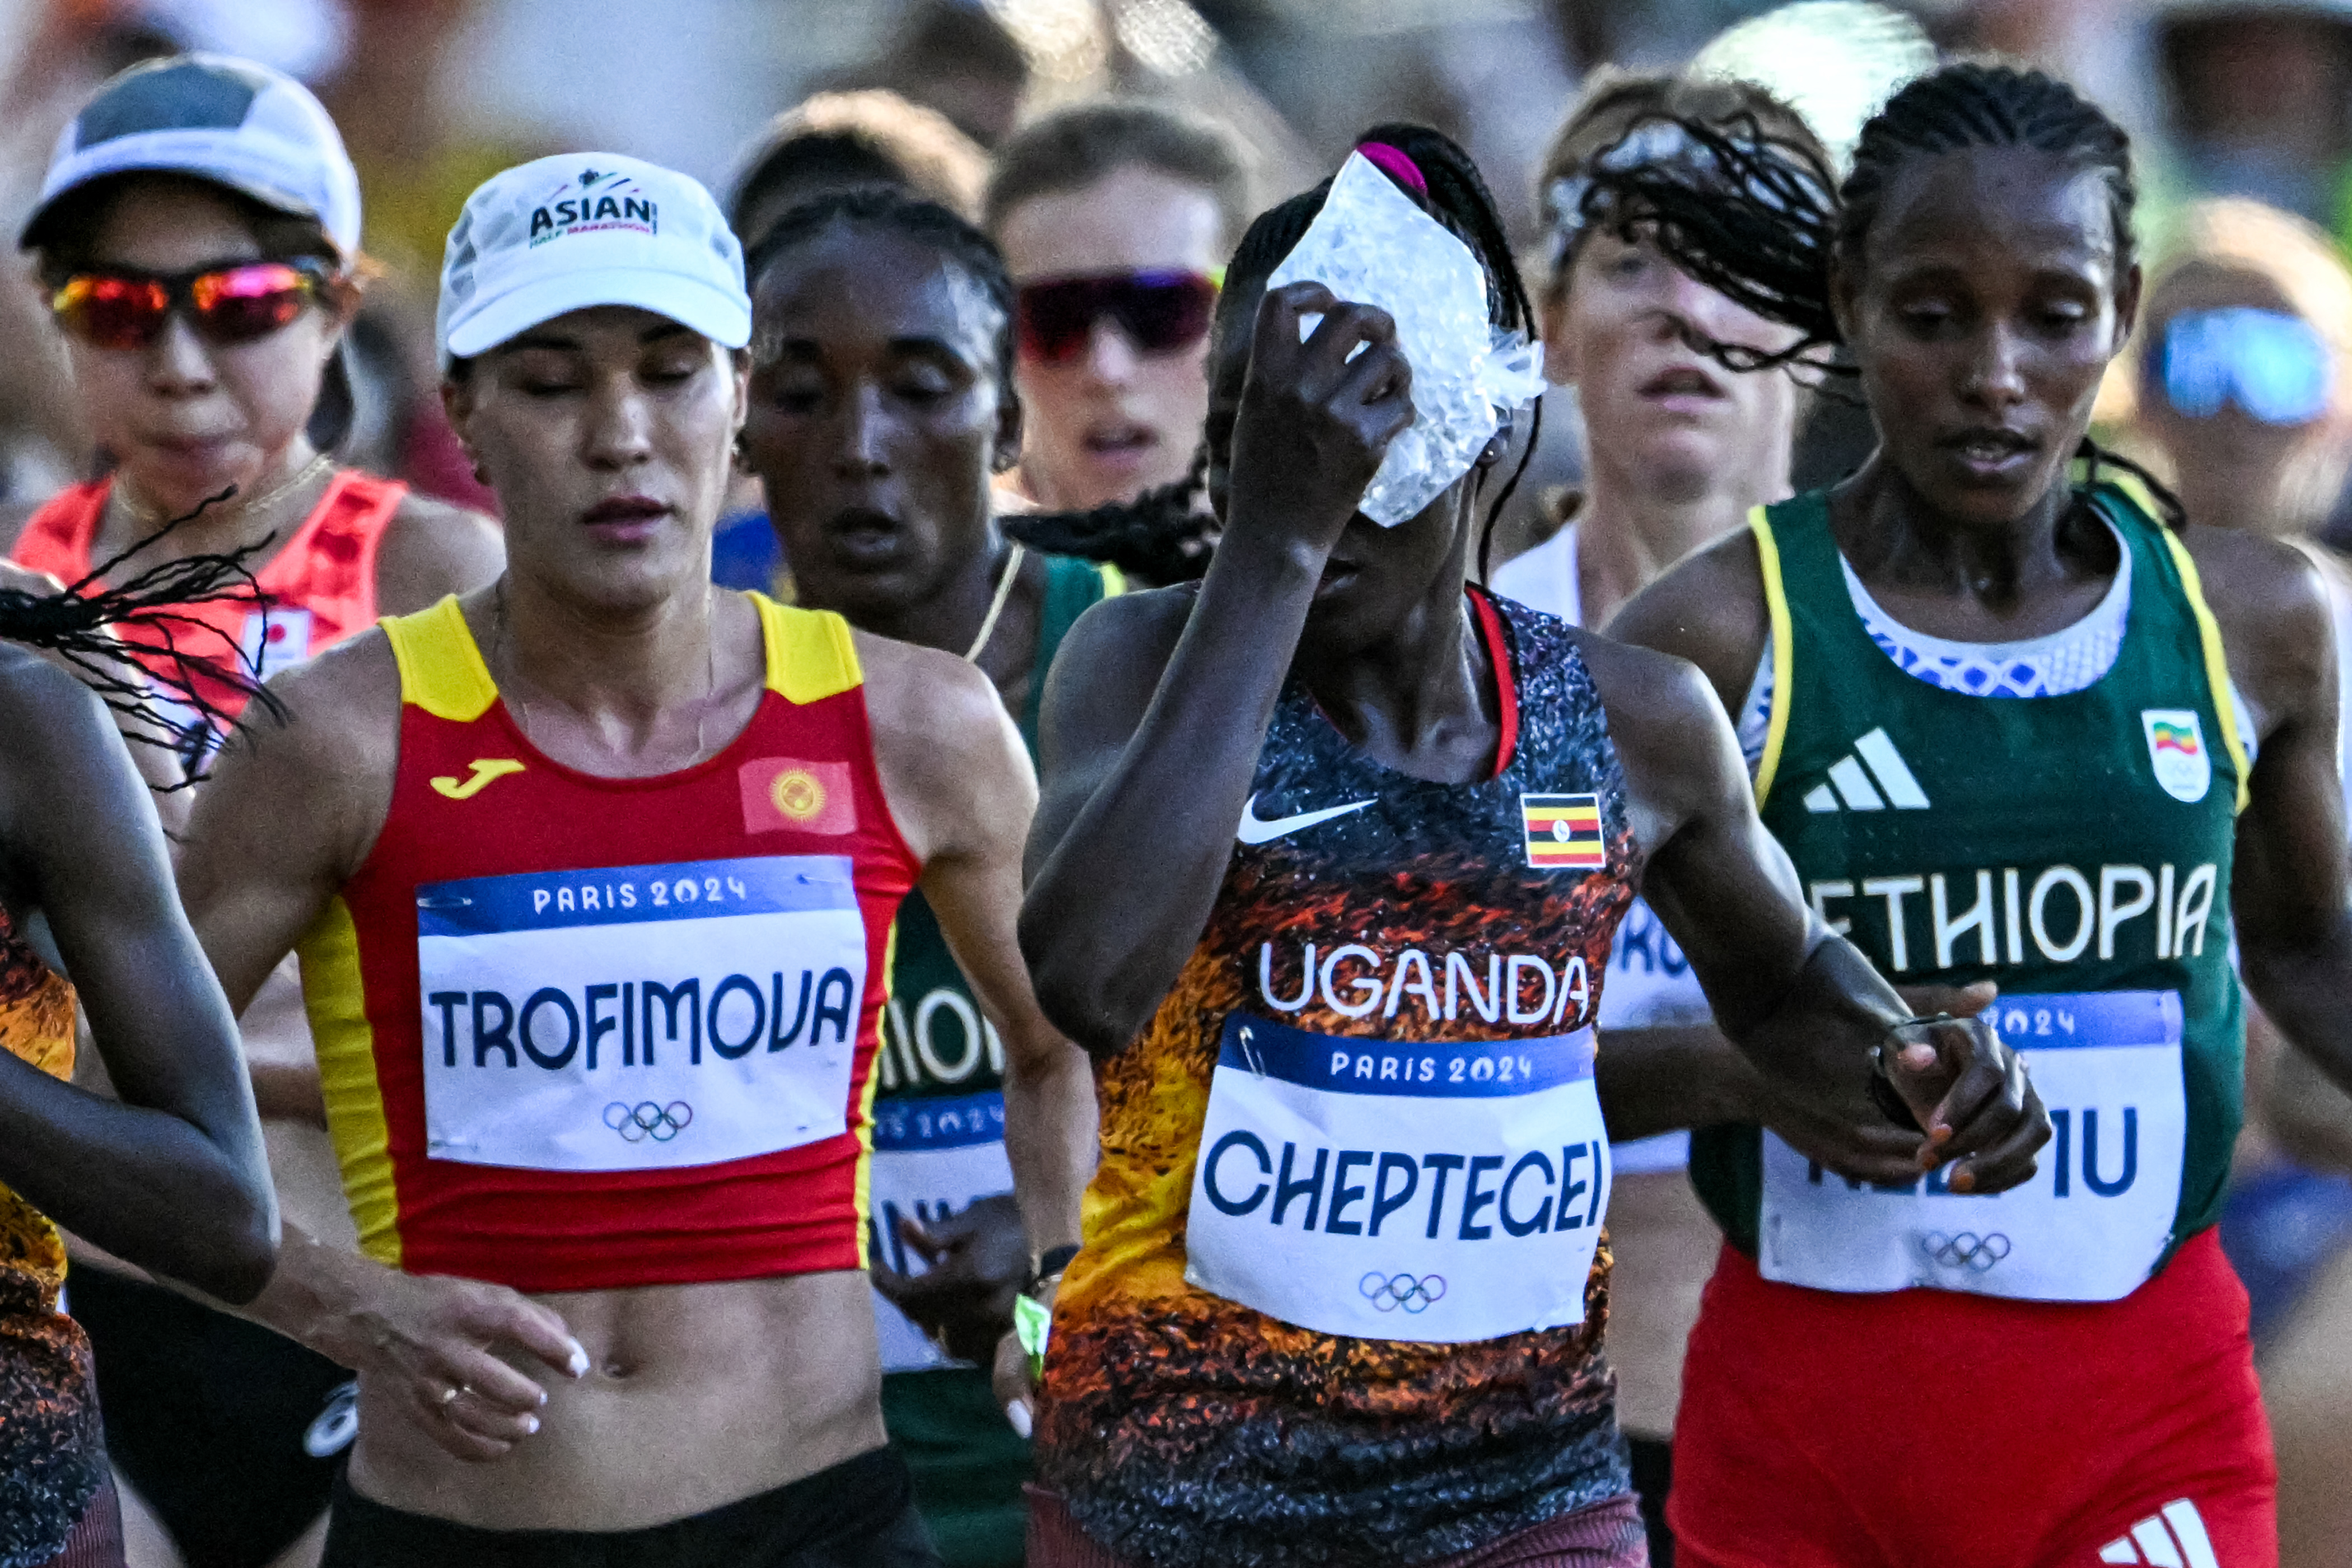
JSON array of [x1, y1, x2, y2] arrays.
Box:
[[21, 52, 361, 256]]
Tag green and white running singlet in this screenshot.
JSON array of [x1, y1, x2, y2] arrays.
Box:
[[869, 552, 1119, 1568], [1690, 483, 2248, 1303]]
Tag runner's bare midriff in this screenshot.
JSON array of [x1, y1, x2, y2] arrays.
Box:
[[346, 1269, 883, 1530]]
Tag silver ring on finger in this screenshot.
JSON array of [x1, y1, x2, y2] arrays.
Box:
[[438, 1383, 464, 1407]]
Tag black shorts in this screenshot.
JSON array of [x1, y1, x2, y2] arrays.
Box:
[[66, 1264, 356, 1568], [320, 1445, 942, 1568]]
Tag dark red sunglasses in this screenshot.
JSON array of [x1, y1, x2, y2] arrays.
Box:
[[50, 258, 334, 351], [1014, 269, 1219, 365]]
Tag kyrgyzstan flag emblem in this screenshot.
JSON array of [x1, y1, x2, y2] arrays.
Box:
[[1521, 792, 1604, 871], [739, 758, 857, 836]]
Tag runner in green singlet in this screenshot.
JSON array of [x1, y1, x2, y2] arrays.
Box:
[[737, 187, 1102, 1568], [1592, 59, 2352, 1566]]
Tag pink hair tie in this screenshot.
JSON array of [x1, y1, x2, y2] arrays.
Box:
[[1355, 141, 1427, 197]]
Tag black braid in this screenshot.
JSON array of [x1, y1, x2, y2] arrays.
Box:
[[1209, 124, 1543, 576], [2077, 435, 2188, 530], [1578, 63, 2178, 525], [2, 491, 286, 780], [1576, 62, 2136, 371], [1004, 443, 1215, 584], [744, 186, 1016, 407]]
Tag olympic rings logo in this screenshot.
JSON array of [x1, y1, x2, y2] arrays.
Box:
[[604, 1101, 694, 1142], [1360, 1271, 1447, 1313], [1920, 1230, 2012, 1271]]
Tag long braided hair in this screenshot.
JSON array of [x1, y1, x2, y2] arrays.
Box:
[[3, 494, 283, 776], [1571, 60, 2186, 523]]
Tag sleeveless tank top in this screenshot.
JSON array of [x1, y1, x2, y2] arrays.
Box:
[[1490, 520, 1706, 1176], [872, 553, 1118, 1375], [1037, 590, 1641, 1568], [0, 908, 102, 1567], [11, 470, 405, 757], [296, 594, 921, 1293], [871, 553, 1119, 1567], [1691, 485, 2246, 1304]]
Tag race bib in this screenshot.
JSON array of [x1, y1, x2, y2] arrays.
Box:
[[417, 855, 867, 1173], [1759, 991, 2187, 1302], [1185, 1012, 1611, 1343], [867, 1090, 1014, 1373]]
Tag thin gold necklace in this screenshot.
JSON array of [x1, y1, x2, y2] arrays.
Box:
[[117, 449, 334, 529], [495, 584, 719, 763], [964, 542, 1026, 663]]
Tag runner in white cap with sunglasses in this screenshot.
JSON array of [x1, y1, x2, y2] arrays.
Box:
[[173, 151, 1072, 1567], [1, 54, 501, 1568]]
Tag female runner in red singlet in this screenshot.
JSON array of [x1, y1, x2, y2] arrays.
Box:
[[5, 54, 501, 780], [2, 55, 501, 1568]]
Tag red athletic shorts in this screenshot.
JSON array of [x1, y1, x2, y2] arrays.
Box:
[[1670, 1229, 2274, 1568]]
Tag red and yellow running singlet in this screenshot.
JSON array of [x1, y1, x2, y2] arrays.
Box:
[[12, 470, 404, 743], [296, 594, 920, 1292]]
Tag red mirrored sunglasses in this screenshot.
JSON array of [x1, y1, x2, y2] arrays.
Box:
[[1015, 269, 1219, 365], [50, 258, 334, 351]]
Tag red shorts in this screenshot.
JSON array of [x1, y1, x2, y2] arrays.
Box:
[[1670, 1230, 2274, 1568]]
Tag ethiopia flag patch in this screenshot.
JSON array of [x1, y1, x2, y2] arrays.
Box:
[[1522, 792, 1604, 871]]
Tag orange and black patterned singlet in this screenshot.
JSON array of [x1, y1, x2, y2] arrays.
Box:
[[1037, 590, 1644, 1567], [0, 907, 101, 1567]]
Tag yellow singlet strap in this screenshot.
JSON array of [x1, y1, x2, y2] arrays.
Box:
[[751, 591, 863, 704], [382, 595, 498, 723], [1099, 563, 1128, 598], [1748, 505, 1796, 806], [2157, 527, 2255, 815]]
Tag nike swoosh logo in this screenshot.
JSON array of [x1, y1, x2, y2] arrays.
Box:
[[1236, 794, 1376, 844], [431, 759, 526, 800]]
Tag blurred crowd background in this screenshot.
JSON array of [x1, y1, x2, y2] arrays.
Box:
[[15, 0, 2352, 534], [10, 1, 2352, 1560]]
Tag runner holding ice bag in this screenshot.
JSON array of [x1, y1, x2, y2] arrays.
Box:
[[1014, 124, 2046, 1568]]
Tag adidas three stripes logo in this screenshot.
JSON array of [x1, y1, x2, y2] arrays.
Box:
[[2096, 1499, 2220, 1567], [1803, 727, 1930, 813]]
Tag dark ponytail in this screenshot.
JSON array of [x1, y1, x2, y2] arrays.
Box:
[[4, 493, 284, 776], [1003, 444, 1215, 584], [1574, 60, 2185, 524]]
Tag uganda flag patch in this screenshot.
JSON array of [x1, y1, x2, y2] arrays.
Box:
[[1522, 792, 1604, 871]]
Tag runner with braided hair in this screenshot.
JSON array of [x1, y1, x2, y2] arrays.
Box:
[[1016, 126, 2042, 1568], [1592, 59, 2352, 1565], [0, 543, 277, 1567]]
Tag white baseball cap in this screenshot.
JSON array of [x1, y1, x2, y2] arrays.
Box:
[[437, 154, 752, 369], [21, 53, 360, 257]]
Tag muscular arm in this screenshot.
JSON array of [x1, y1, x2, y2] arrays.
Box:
[[176, 631, 581, 1459], [0, 648, 276, 1299], [2197, 529, 2352, 1103], [865, 636, 1093, 1274], [1597, 569, 2047, 1190], [1021, 286, 1413, 1053]]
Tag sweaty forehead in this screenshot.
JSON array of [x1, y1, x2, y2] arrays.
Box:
[[752, 226, 1002, 364], [1865, 146, 2118, 276]]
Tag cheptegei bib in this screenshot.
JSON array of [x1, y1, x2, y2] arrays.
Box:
[[1186, 1011, 1611, 1343], [1760, 991, 2186, 1301], [417, 853, 866, 1172]]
